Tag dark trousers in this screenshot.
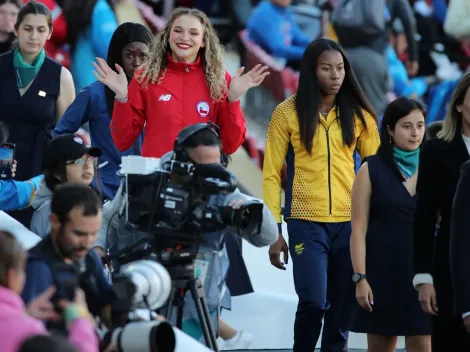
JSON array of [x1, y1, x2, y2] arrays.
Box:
[[287, 220, 351, 352]]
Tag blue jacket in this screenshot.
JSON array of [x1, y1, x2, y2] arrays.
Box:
[[247, 0, 311, 61], [0, 175, 43, 211], [54, 82, 139, 200], [22, 236, 115, 312], [70, 0, 118, 92]]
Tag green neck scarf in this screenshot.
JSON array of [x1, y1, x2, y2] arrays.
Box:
[[392, 146, 420, 178], [13, 48, 46, 88]]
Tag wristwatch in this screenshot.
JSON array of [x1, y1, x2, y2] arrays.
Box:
[[352, 273, 367, 284]]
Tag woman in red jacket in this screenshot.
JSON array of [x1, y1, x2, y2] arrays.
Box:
[[92, 7, 269, 157]]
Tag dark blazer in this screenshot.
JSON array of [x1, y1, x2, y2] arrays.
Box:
[[414, 133, 469, 314], [450, 159, 470, 315]]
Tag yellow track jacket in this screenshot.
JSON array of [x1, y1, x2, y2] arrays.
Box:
[[263, 95, 380, 231]]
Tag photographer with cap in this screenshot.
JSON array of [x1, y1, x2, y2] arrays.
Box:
[[22, 183, 116, 329], [94, 122, 279, 343], [30, 134, 102, 238]]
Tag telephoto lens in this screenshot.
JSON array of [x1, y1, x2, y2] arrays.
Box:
[[106, 320, 176, 352]]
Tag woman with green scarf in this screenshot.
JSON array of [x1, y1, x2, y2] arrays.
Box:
[[343, 97, 431, 352], [0, 1, 75, 227]]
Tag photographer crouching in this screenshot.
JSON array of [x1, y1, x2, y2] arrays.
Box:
[[21, 184, 116, 333], [94, 122, 279, 347]]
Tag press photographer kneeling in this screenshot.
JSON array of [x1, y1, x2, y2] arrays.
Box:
[[95, 123, 279, 348], [21, 184, 116, 330]]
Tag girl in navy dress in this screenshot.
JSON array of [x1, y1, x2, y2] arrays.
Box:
[[0, 1, 75, 226], [348, 97, 431, 351]]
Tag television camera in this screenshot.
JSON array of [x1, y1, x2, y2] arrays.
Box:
[[104, 122, 264, 351]]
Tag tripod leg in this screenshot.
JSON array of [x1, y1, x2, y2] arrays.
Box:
[[176, 290, 184, 330], [189, 279, 220, 352], [164, 286, 176, 325]]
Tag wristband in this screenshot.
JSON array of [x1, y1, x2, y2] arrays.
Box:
[[64, 304, 92, 327], [115, 96, 128, 103]]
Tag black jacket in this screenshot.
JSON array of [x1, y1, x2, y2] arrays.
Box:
[[450, 159, 470, 315], [413, 134, 469, 314]]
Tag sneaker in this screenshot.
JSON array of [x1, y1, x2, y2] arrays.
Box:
[[223, 331, 255, 350]]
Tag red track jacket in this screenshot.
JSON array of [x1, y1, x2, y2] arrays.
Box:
[[110, 54, 246, 158]]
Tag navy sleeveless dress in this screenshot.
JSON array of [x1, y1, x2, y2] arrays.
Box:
[[0, 51, 61, 226], [341, 154, 431, 336]]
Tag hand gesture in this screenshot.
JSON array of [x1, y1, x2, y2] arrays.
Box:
[[11, 160, 16, 178], [92, 57, 128, 99], [356, 280, 374, 312], [26, 286, 60, 321], [228, 64, 270, 103], [418, 283, 438, 316], [269, 235, 289, 270]]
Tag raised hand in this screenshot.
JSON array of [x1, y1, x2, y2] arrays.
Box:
[[228, 64, 270, 103], [92, 57, 128, 99]]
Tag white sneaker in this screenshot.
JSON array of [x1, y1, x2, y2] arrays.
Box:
[[223, 331, 255, 350]]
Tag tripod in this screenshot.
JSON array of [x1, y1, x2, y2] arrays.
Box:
[[163, 264, 219, 351]]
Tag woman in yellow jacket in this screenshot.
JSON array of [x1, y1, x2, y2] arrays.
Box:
[[263, 38, 380, 352]]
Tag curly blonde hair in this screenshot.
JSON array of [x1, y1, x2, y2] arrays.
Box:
[[137, 7, 227, 102]]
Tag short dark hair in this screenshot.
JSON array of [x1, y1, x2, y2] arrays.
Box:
[[19, 334, 78, 352], [44, 163, 67, 192], [0, 231, 25, 288], [0, 121, 8, 145], [15, 1, 52, 31], [378, 96, 426, 180], [181, 128, 230, 165], [51, 183, 102, 224]]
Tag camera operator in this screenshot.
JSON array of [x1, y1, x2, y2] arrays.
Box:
[[0, 121, 43, 211], [21, 183, 116, 328], [94, 123, 279, 341]]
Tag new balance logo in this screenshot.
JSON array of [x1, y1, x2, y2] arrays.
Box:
[[158, 94, 172, 101]]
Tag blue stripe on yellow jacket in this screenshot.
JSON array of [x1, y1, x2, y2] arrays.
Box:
[[263, 95, 380, 231]]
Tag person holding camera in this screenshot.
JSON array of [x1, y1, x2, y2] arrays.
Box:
[[0, 121, 43, 212], [22, 183, 116, 326], [30, 134, 102, 238], [92, 7, 269, 158], [0, 230, 98, 352], [95, 122, 279, 343]]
